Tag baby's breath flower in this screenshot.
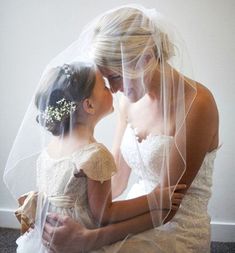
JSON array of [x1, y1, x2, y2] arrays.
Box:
[[42, 98, 77, 124]]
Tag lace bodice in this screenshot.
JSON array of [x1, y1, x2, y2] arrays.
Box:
[[121, 123, 217, 217], [121, 124, 174, 188]]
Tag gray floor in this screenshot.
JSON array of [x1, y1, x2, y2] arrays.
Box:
[[0, 227, 235, 253]]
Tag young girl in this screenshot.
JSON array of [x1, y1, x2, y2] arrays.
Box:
[[16, 62, 184, 252]]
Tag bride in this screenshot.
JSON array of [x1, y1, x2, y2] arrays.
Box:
[[5, 4, 219, 253]]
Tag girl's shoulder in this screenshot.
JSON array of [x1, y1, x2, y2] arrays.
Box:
[[41, 142, 110, 162], [73, 142, 115, 167], [74, 142, 113, 159], [74, 143, 117, 183]]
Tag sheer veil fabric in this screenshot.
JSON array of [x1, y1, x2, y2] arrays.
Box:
[[4, 4, 197, 252]]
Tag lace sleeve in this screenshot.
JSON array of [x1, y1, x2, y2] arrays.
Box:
[[74, 143, 117, 183]]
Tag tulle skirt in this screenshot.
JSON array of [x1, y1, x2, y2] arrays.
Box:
[[16, 228, 47, 253]]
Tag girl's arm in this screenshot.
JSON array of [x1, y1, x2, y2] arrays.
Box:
[[88, 177, 184, 226], [89, 209, 169, 250]]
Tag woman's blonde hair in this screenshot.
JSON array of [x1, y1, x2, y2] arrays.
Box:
[[92, 6, 175, 78]]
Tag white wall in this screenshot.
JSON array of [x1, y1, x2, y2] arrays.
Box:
[[1, 0, 234, 242]]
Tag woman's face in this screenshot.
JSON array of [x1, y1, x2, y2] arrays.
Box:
[[99, 67, 145, 103]]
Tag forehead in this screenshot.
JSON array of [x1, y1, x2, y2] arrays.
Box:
[[98, 67, 118, 77], [95, 68, 104, 81]]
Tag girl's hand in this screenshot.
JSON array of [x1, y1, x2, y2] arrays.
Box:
[[151, 184, 186, 210]]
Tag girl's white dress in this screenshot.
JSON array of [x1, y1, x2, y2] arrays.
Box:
[[16, 142, 117, 252], [16, 123, 218, 253]]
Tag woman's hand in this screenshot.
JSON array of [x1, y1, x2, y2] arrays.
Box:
[[43, 213, 93, 253], [151, 184, 186, 210]]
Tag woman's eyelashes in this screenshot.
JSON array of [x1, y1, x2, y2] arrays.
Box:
[[109, 75, 121, 81]]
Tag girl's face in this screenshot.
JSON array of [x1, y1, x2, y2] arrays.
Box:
[[90, 70, 114, 119]]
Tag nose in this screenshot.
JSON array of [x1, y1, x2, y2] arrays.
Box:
[[111, 83, 124, 93]]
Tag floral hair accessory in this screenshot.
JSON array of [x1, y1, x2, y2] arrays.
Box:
[[42, 98, 77, 123], [62, 64, 73, 79]]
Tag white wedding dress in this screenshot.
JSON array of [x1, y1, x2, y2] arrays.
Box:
[[102, 123, 218, 253]]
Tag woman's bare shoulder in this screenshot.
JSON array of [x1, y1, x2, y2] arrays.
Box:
[[193, 82, 218, 115], [196, 82, 214, 96], [186, 81, 219, 149]]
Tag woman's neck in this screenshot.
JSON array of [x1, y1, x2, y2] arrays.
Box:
[[146, 62, 179, 100]]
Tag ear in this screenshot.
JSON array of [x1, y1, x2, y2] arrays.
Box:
[[137, 50, 154, 68], [144, 50, 155, 64], [82, 98, 95, 115]]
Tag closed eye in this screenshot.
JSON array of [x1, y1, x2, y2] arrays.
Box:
[[109, 75, 121, 81]]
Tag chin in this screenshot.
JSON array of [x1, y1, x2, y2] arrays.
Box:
[[124, 88, 145, 103], [103, 106, 114, 118], [108, 106, 114, 114], [126, 95, 141, 103], [124, 92, 144, 103]]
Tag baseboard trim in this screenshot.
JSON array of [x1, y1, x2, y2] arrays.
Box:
[[211, 221, 235, 242], [0, 209, 234, 242], [0, 208, 19, 229]]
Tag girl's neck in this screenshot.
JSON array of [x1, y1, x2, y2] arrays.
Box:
[[62, 123, 96, 144], [49, 124, 96, 156]]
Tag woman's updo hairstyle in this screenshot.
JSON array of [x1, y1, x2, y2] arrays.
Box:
[[93, 6, 175, 78], [35, 62, 96, 136]]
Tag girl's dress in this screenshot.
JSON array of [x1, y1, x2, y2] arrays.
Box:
[[16, 142, 117, 253]]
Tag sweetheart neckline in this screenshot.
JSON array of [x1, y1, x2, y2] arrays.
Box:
[[127, 123, 173, 144], [126, 123, 220, 155]]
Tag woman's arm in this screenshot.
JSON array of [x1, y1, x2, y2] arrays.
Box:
[[163, 84, 219, 222], [111, 152, 131, 199], [89, 209, 170, 250], [44, 209, 170, 253], [111, 95, 131, 198]]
